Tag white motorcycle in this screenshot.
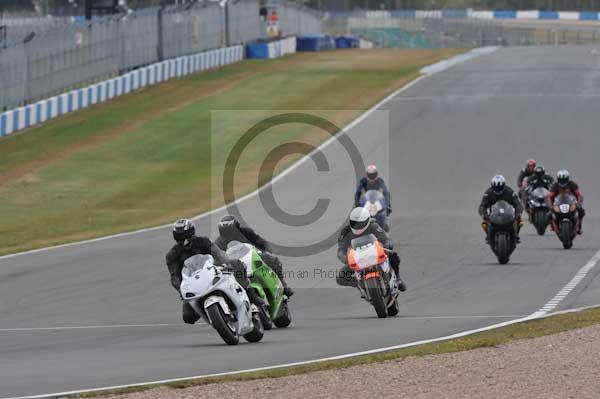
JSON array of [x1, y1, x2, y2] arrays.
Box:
[[180, 254, 264, 345]]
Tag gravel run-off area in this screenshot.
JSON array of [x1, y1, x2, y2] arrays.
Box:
[[107, 324, 600, 399]]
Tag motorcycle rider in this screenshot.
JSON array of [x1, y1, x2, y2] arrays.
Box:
[[523, 165, 554, 213], [354, 165, 392, 216], [336, 207, 406, 291], [165, 219, 262, 324], [478, 175, 523, 243], [517, 159, 537, 194], [548, 170, 585, 235], [214, 215, 294, 297]]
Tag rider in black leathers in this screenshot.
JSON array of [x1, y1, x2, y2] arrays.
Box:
[[165, 219, 261, 324], [214, 215, 294, 297], [523, 165, 554, 213], [354, 165, 392, 215], [525, 166, 554, 190], [336, 207, 406, 291], [479, 175, 523, 243]]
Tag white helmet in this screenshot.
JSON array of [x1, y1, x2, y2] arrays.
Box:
[[491, 174, 506, 194], [349, 207, 371, 235]]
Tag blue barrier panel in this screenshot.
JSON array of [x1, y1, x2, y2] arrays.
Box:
[[580, 11, 598, 20], [0, 113, 6, 137], [442, 9, 467, 19], [247, 42, 270, 59], [12, 110, 19, 132], [78, 89, 84, 109], [335, 36, 360, 49], [68, 92, 74, 112], [57, 96, 63, 115], [36, 103, 42, 124], [25, 106, 31, 128], [494, 10, 517, 19], [539, 11, 559, 19], [297, 36, 336, 52], [391, 10, 416, 18]]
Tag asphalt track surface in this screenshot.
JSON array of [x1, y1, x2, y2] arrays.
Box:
[[2, 46, 600, 398]]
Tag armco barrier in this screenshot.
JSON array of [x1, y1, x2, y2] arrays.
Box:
[[0, 45, 244, 137], [246, 37, 297, 59]]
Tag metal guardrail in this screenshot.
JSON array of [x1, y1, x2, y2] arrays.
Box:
[[0, 1, 323, 111]]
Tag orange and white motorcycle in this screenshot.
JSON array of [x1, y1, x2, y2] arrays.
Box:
[[347, 234, 400, 318]]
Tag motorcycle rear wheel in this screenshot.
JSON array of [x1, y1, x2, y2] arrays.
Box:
[[243, 312, 265, 343], [387, 298, 400, 317], [273, 300, 292, 328]]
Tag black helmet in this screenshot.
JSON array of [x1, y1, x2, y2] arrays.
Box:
[[557, 169, 570, 187], [491, 175, 506, 195], [173, 219, 195, 244], [218, 215, 240, 236], [534, 165, 545, 179]]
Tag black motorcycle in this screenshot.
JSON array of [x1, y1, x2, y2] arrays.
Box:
[[526, 186, 551, 235], [552, 193, 579, 250], [486, 200, 518, 264]]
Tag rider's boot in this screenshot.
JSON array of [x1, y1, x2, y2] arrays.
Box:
[[182, 302, 200, 325], [389, 252, 406, 292], [246, 286, 267, 310], [397, 275, 407, 292], [283, 284, 295, 297]]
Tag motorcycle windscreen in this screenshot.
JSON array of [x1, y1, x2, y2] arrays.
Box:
[[226, 242, 252, 260], [182, 254, 214, 277], [363, 190, 384, 215], [350, 234, 381, 269], [530, 187, 549, 201], [489, 200, 516, 226], [553, 193, 577, 207], [553, 193, 577, 213]]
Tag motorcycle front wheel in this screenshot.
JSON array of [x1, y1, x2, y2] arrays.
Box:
[[366, 277, 387, 318], [534, 209, 548, 236], [560, 221, 573, 250], [207, 303, 239, 345], [495, 232, 510, 265]]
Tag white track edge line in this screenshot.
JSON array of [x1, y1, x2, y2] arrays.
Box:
[[530, 249, 600, 317], [6, 303, 599, 399], [0, 47, 498, 262]]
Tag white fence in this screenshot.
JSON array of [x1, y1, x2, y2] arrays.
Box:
[[0, 45, 244, 137]]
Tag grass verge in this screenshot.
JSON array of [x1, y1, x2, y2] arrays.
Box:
[[71, 306, 600, 398], [0, 49, 463, 255]]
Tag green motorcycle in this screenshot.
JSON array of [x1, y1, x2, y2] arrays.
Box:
[[226, 241, 292, 330]]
